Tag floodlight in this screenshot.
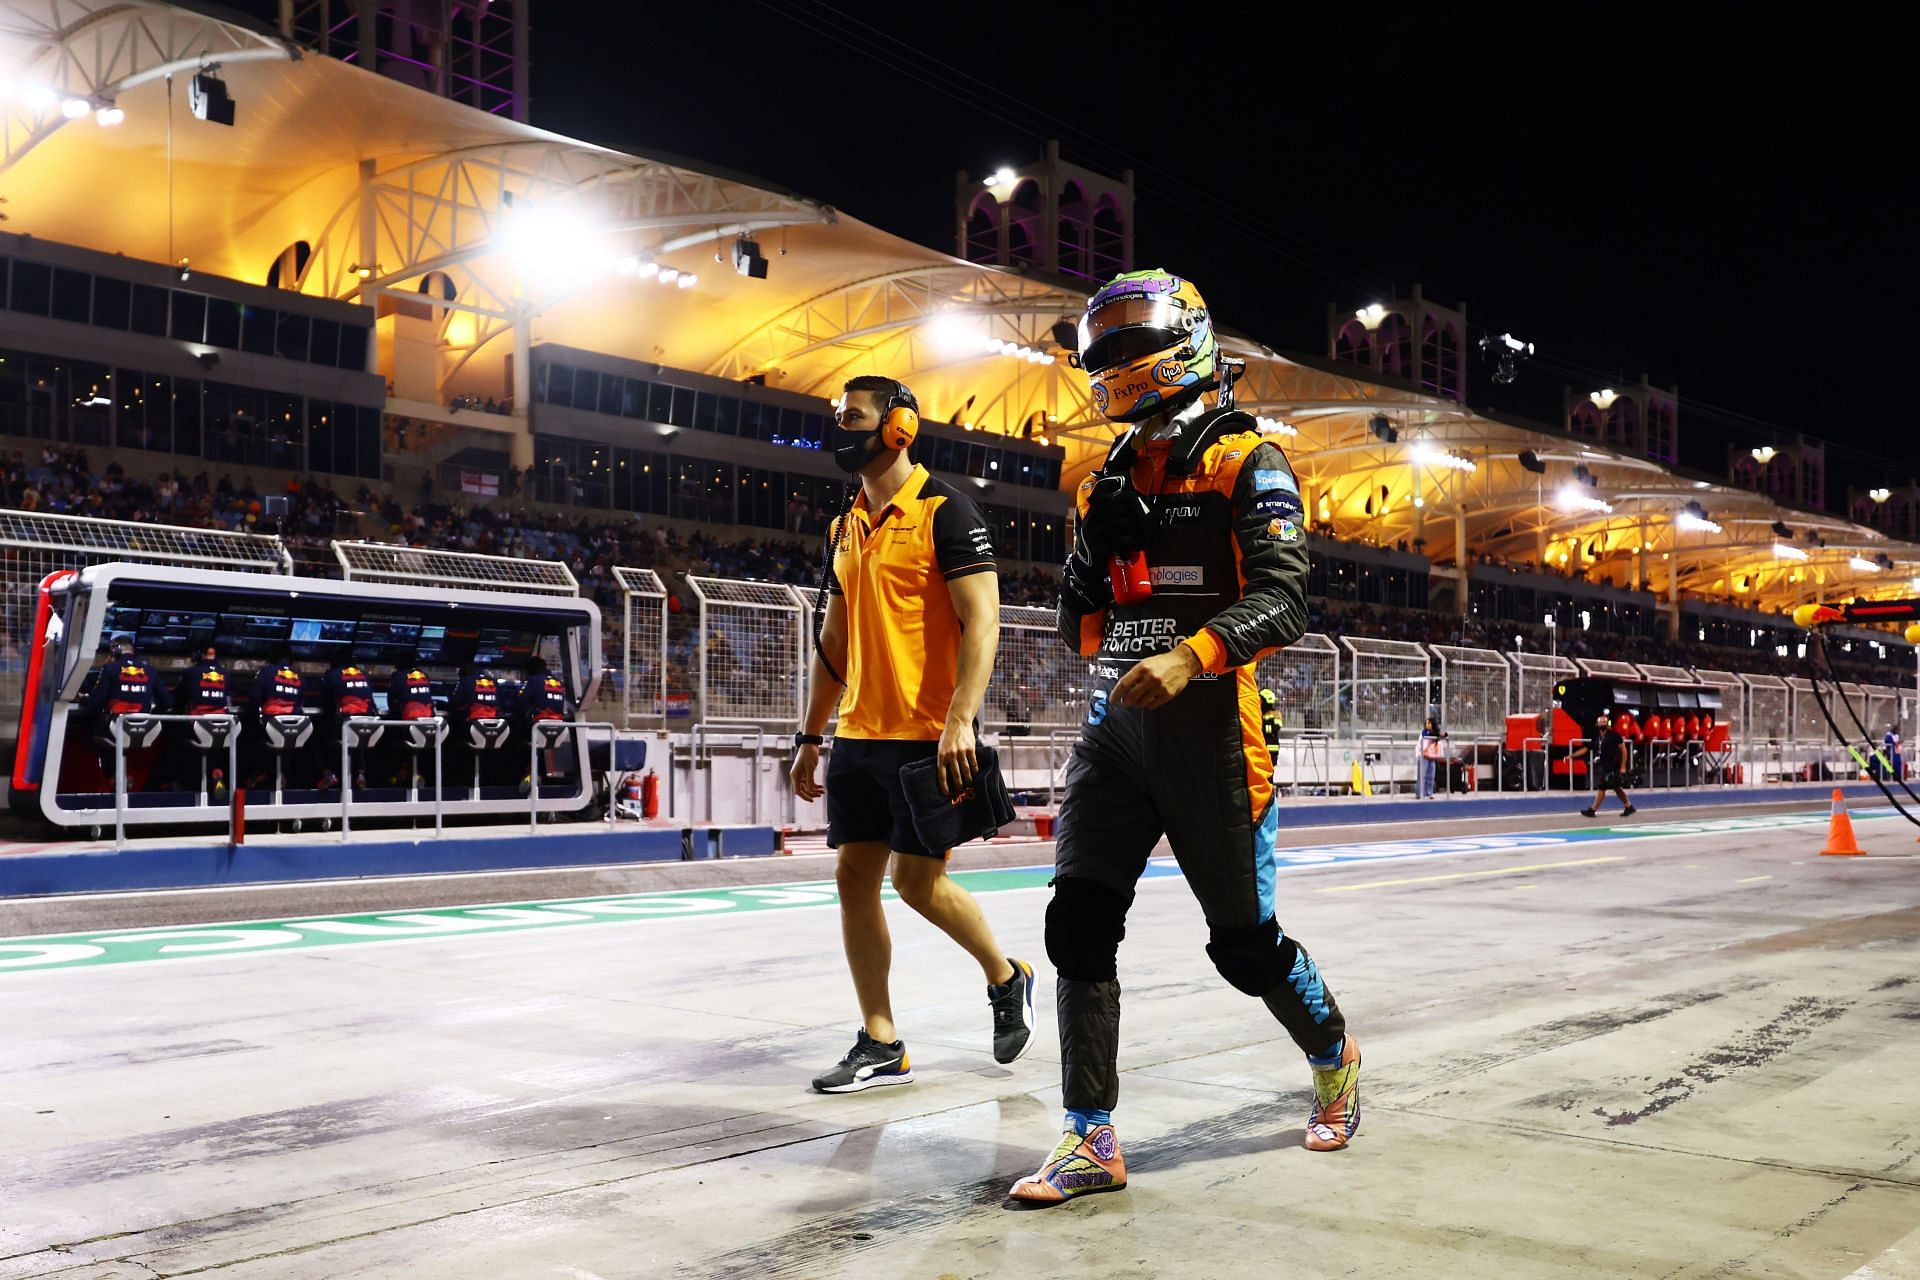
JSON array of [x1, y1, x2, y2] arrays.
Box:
[[926, 313, 984, 353], [499, 203, 607, 288], [189, 71, 235, 126], [732, 238, 769, 279], [1557, 485, 1611, 514]]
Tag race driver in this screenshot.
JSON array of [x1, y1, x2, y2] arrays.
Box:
[[1009, 269, 1358, 1205]]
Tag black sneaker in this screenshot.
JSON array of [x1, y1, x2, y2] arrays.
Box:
[[989, 957, 1037, 1065], [811, 1029, 912, 1094], [1621, 804, 1637, 817], [1580, 807, 1597, 818]]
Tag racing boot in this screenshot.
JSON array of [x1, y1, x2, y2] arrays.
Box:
[[1304, 1034, 1361, 1151], [1008, 1122, 1126, 1205]]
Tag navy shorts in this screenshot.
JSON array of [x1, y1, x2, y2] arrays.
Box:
[[826, 737, 941, 857]]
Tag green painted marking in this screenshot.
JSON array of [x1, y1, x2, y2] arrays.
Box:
[[0, 806, 1902, 976], [0, 867, 1058, 975]]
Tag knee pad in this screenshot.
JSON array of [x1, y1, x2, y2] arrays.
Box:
[[1046, 876, 1132, 982], [1206, 916, 1298, 996]]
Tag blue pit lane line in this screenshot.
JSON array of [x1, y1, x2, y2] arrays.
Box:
[[0, 808, 1900, 975]]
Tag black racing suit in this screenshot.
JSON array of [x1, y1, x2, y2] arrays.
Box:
[[1051, 415, 1347, 1114]]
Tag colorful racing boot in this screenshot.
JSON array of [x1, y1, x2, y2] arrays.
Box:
[[1007, 1124, 1127, 1205], [1304, 1035, 1361, 1151]]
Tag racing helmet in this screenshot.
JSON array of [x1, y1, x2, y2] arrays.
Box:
[[1076, 269, 1217, 423]]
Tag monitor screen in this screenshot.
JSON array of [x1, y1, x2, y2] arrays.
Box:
[[289, 617, 357, 660], [431, 626, 480, 667], [136, 609, 217, 656], [474, 628, 538, 667], [353, 620, 421, 665], [102, 604, 143, 649], [216, 612, 293, 658], [414, 625, 450, 663]]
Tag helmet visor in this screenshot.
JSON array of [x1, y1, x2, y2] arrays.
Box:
[[1078, 295, 1192, 373]]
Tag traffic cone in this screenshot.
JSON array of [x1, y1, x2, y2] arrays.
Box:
[[1350, 759, 1373, 797], [1819, 788, 1863, 857]]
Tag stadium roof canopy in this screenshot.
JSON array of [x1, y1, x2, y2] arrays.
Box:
[[3, 0, 1917, 621]]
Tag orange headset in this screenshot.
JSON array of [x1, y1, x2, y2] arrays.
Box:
[[877, 379, 919, 451]]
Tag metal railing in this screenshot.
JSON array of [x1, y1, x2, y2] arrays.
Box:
[[1273, 732, 1336, 797], [338, 716, 447, 841], [690, 720, 770, 824], [529, 719, 623, 833], [112, 713, 239, 850]]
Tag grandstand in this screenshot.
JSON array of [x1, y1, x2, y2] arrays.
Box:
[[0, 0, 1916, 817]]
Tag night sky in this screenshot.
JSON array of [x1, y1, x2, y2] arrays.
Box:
[[229, 2, 1917, 506]]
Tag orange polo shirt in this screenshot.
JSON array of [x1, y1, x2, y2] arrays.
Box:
[[829, 464, 996, 740]]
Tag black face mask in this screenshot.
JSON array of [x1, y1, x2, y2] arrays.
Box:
[[831, 424, 880, 474]]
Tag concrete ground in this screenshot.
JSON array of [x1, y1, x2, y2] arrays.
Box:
[[2, 802, 1918, 1278]]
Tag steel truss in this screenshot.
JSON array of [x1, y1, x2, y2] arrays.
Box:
[[0, 0, 296, 175], [285, 145, 835, 395]]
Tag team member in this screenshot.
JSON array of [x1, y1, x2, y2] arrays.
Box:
[[384, 651, 441, 787], [387, 652, 438, 722], [1578, 712, 1636, 818], [1010, 270, 1356, 1205], [246, 645, 306, 789], [173, 642, 233, 798], [82, 636, 170, 785], [450, 663, 505, 787], [450, 663, 502, 723], [790, 375, 1035, 1093], [317, 654, 376, 791], [518, 653, 573, 791]]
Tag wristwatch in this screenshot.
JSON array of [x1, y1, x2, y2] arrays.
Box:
[[794, 733, 824, 747]]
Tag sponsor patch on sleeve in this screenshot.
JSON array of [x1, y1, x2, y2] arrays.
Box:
[[1253, 492, 1304, 519], [1266, 518, 1302, 543], [1253, 468, 1299, 495]]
